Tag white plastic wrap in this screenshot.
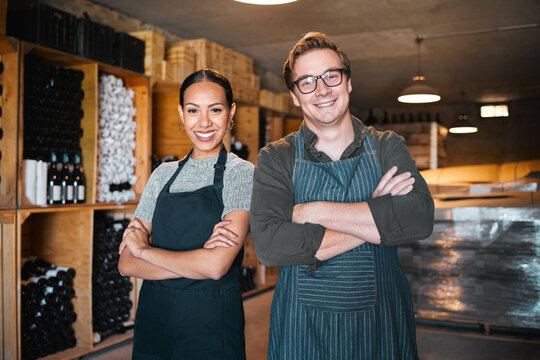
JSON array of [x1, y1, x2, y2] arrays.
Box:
[[97, 74, 137, 202], [399, 207, 540, 329]]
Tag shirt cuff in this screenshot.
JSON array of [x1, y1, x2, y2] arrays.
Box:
[[367, 194, 403, 246]]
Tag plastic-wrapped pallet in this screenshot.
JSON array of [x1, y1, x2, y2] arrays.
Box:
[[399, 206, 540, 330], [97, 74, 137, 202]]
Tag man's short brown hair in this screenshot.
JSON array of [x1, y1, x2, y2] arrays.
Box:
[[283, 32, 351, 92]]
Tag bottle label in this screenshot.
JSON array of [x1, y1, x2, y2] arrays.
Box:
[[78, 185, 85, 201], [67, 185, 74, 201], [53, 185, 61, 201]]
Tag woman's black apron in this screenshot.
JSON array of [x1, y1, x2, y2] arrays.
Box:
[[268, 131, 418, 360], [132, 146, 245, 360]]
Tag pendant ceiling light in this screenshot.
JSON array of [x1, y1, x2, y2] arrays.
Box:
[[398, 37, 441, 104], [234, 0, 297, 4], [449, 90, 478, 134]]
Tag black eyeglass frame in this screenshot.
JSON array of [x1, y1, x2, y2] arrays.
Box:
[[293, 68, 346, 94]]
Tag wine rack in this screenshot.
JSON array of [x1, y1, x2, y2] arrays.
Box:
[[0, 36, 148, 360]]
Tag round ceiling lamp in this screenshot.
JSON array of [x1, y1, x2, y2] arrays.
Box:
[[398, 75, 441, 103], [398, 37, 441, 104], [234, 0, 297, 4], [449, 114, 478, 134], [449, 91, 478, 134]]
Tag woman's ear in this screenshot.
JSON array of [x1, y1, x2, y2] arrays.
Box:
[[229, 102, 237, 122], [177, 104, 184, 120]]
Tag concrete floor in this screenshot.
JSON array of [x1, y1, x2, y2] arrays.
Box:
[[83, 289, 540, 360]]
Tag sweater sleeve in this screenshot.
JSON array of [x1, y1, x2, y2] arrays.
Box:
[[250, 138, 326, 266], [221, 159, 254, 218], [367, 130, 435, 245], [133, 163, 173, 223]]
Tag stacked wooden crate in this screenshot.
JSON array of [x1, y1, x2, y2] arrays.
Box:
[[129, 30, 165, 79], [172, 38, 260, 104], [375, 122, 448, 169], [259, 90, 302, 117], [166, 45, 196, 84]]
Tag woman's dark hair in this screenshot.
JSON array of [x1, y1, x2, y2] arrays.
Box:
[[283, 32, 351, 92], [179, 69, 234, 108]]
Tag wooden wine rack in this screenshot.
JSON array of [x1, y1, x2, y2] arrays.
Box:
[[0, 36, 150, 360]]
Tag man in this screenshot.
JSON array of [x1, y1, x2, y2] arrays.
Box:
[[250, 32, 434, 359]]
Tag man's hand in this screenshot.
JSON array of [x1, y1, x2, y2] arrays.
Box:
[[371, 166, 415, 198], [203, 220, 240, 249]]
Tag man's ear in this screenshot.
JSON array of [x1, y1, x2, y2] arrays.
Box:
[[290, 90, 300, 107]]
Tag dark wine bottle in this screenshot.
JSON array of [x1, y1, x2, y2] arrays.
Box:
[[47, 152, 62, 205], [61, 152, 74, 204], [72, 152, 86, 204], [365, 108, 377, 126]]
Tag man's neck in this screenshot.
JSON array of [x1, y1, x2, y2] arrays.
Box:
[[304, 113, 355, 161]]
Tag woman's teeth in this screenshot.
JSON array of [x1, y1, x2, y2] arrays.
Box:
[[195, 131, 217, 138]]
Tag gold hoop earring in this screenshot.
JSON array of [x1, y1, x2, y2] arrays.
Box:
[[228, 120, 235, 130], [179, 122, 185, 132]]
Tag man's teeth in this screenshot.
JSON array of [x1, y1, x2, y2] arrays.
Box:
[[195, 131, 216, 138], [316, 101, 334, 108]]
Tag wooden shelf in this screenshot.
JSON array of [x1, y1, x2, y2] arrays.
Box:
[[39, 331, 134, 360]]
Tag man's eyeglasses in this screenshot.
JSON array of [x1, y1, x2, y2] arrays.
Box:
[[293, 68, 345, 94]]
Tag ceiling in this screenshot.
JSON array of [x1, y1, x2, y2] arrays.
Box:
[[94, 0, 540, 110]]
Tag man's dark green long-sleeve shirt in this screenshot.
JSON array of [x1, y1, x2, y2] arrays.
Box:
[[250, 117, 434, 267]]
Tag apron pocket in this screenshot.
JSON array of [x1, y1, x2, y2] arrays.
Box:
[[297, 250, 376, 312]]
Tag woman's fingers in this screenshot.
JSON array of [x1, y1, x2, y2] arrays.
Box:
[[213, 220, 232, 232], [204, 234, 239, 248], [212, 222, 238, 239], [118, 240, 127, 254]]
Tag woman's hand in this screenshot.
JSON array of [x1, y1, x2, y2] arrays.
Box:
[[119, 218, 151, 256], [203, 220, 240, 249], [119, 227, 151, 258], [123, 218, 149, 240], [371, 166, 415, 198]]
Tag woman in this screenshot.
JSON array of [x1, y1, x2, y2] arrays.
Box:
[[118, 69, 253, 359]]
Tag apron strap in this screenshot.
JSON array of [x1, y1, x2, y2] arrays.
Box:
[[294, 131, 305, 160], [213, 145, 228, 208], [163, 149, 193, 193], [213, 145, 228, 188]]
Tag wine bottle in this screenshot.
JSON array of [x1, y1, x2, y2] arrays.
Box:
[[72, 152, 86, 204], [365, 108, 377, 126], [61, 152, 74, 204], [47, 152, 62, 205]]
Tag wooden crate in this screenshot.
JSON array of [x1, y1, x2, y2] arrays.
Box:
[[129, 31, 165, 79], [0, 39, 18, 209], [1, 211, 17, 360], [374, 122, 448, 170], [283, 117, 302, 137], [161, 60, 177, 83], [152, 92, 191, 159], [166, 45, 196, 84], [259, 89, 276, 110], [233, 106, 259, 164]]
